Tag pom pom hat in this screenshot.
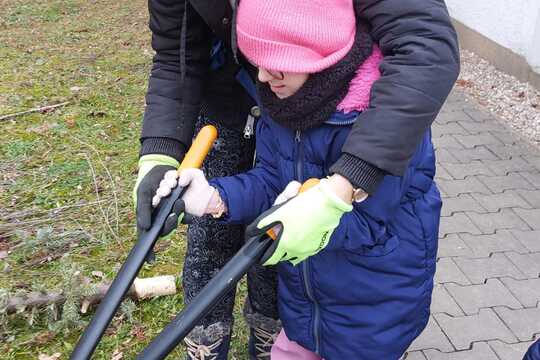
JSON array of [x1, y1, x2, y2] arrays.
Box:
[[236, 0, 356, 73]]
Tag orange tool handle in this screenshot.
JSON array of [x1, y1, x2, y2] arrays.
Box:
[[178, 125, 218, 171], [266, 178, 320, 240]]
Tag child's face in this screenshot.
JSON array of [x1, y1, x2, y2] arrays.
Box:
[[258, 68, 309, 99]]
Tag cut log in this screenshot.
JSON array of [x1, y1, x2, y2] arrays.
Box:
[[5, 275, 177, 315]]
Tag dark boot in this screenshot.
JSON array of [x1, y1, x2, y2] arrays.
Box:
[[244, 301, 281, 360], [184, 324, 231, 360], [248, 325, 280, 360]]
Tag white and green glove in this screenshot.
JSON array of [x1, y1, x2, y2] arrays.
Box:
[[247, 179, 354, 266]]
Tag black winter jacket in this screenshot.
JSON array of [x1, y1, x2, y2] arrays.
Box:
[[140, 0, 460, 194]]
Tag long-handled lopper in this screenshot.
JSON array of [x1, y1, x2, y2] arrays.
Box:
[[70, 125, 218, 360], [136, 179, 320, 360]]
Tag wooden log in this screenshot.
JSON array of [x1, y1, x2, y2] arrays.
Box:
[[5, 275, 177, 315]]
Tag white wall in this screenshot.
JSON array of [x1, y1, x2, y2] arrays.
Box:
[[446, 0, 540, 72]]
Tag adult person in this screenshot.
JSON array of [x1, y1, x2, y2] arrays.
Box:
[[133, 1, 459, 359]]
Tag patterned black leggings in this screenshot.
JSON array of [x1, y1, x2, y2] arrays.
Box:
[[182, 118, 279, 341]]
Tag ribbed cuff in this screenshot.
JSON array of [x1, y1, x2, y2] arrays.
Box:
[[329, 153, 385, 195], [139, 137, 186, 162]]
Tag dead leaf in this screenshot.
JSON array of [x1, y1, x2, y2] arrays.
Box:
[[131, 324, 146, 341], [154, 240, 171, 253], [456, 79, 473, 88], [111, 349, 123, 360], [88, 110, 106, 117], [65, 117, 76, 128], [38, 353, 61, 360]]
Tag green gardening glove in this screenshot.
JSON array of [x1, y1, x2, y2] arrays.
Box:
[[246, 179, 353, 266], [133, 154, 181, 234]]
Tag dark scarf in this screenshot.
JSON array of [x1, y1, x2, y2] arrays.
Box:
[[257, 24, 375, 131]]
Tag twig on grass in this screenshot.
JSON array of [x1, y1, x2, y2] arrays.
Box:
[[82, 153, 119, 241], [0, 102, 70, 121]]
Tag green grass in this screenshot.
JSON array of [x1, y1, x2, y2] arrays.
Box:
[[0, 1, 249, 358]]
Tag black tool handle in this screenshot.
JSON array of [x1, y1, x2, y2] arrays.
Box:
[[137, 234, 273, 360], [70, 184, 185, 360]]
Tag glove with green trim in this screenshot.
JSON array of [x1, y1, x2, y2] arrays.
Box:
[[247, 179, 353, 266], [133, 154, 185, 236]]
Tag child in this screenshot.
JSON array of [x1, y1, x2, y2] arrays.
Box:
[[154, 0, 441, 358]]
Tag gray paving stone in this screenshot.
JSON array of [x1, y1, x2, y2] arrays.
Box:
[[466, 209, 530, 233], [459, 230, 529, 257], [431, 284, 465, 316], [433, 136, 465, 150], [463, 107, 498, 121], [500, 278, 540, 308], [437, 177, 492, 197], [454, 133, 504, 148], [424, 342, 499, 360], [444, 162, 494, 180], [483, 157, 532, 176], [454, 253, 527, 284], [441, 194, 486, 216], [447, 146, 499, 163], [432, 122, 469, 137], [506, 252, 540, 278], [458, 120, 507, 134], [511, 230, 540, 252], [514, 208, 540, 230], [471, 191, 531, 212], [437, 234, 474, 258], [444, 279, 522, 315], [436, 165, 454, 181], [488, 340, 534, 360], [495, 306, 540, 341], [439, 213, 482, 236], [435, 258, 471, 285], [492, 131, 518, 145], [435, 110, 473, 125], [404, 351, 427, 360], [408, 316, 454, 352], [478, 173, 537, 193], [486, 144, 536, 160], [519, 171, 540, 189], [516, 189, 540, 208], [436, 148, 459, 164], [434, 309, 518, 350], [524, 156, 540, 172]]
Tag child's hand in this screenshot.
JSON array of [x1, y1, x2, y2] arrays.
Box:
[[247, 179, 354, 266], [153, 169, 220, 217], [274, 181, 302, 205]]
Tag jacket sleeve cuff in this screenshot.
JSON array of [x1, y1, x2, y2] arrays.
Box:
[[329, 153, 386, 195], [139, 137, 186, 162]]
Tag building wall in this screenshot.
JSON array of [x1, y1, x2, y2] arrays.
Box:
[[446, 0, 540, 74]]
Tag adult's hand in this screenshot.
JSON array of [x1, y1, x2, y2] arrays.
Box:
[[133, 154, 179, 233]]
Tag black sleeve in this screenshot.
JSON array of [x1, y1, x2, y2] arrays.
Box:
[[140, 0, 212, 161], [330, 0, 460, 194]]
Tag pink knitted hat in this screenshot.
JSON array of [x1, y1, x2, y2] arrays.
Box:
[[236, 0, 356, 73]]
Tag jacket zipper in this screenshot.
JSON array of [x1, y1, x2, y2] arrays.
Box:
[[294, 129, 321, 354], [243, 114, 255, 139]]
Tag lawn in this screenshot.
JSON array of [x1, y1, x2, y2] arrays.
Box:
[[0, 1, 249, 358]]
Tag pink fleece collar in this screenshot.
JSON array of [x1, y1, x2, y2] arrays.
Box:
[[337, 45, 383, 113]]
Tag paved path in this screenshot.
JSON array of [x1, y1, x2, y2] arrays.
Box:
[[404, 89, 540, 360]]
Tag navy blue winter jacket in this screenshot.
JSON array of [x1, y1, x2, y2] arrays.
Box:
[[209, 110, 442, 359], [525, 339, 540, 360]]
